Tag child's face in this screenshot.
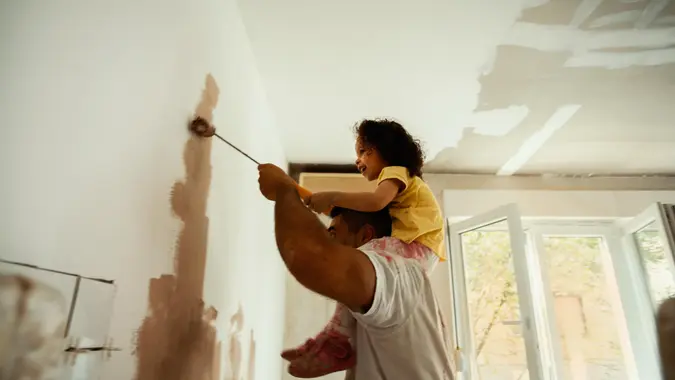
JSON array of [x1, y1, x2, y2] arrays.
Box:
[[355, 139, 385, 181]]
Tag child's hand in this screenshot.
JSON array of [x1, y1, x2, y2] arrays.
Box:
[[306, 192, 336, 214]]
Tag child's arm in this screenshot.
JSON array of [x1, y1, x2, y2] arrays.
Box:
[[310, 179, 403, 213]]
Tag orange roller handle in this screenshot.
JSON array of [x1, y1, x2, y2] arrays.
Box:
[[296, 184, 313, 201], [295, 184, 332, 216]]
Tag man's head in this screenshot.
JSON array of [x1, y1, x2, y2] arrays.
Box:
[[327, 207, 392, 248]]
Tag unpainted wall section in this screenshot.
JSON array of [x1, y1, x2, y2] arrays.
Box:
[[0, 0, 286, 379]]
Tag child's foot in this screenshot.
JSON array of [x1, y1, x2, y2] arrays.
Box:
[[287, 331, 355, 378], [281, 338, 317, 361]]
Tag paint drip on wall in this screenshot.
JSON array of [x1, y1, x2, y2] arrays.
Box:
[[134, 74, 221, 380], [225, 305, 256, 380]]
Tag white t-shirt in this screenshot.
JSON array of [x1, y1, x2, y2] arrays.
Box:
[[348, 244, 455, 380]]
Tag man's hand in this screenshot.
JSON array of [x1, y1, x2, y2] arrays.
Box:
[[257, 164, 296, 201], [306, 192, 337, 214]]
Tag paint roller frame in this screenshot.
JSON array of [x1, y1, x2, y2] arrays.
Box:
[[188, 116, 315, 203]]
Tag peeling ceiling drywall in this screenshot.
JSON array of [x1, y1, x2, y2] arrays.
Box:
[[239, 0, 675, 175]]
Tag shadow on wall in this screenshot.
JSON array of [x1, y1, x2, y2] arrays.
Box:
[[134, 74, 222, 380]]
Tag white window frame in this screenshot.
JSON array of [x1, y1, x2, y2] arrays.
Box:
[[448, 203, 544, 380], [620, 203, 675, 310], [527, 222, 643, 380], [443, 190, 675, 380], [616, 203, 675, 380], [448, 216, 661, 380]]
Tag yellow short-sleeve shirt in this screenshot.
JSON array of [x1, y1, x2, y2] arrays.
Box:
[[377, 166, 446, 260]]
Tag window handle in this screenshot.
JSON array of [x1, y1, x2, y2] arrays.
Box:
[[454, 347, 462, 372], [502, 318, 531, 328]]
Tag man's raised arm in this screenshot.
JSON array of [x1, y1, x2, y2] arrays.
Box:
[[257, 164, 375, 311]]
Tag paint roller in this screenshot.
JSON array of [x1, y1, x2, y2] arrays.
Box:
[[188, 116, 315, 203]]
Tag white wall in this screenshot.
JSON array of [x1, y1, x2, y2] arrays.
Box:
[[0, 1, 286, 379]]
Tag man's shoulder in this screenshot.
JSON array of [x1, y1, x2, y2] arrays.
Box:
[[357, 237, 429, 277], [351, 237, 430, 326], [358, 237, 406, 256]]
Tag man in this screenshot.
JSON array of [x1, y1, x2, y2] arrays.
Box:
[[258, 164, 454, 380]]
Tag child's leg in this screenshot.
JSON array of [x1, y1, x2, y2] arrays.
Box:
[[282, 304, 356, 378], [287, 303, 356, 377], [288, 334, 356, 378], [281, 303, 355, 361]]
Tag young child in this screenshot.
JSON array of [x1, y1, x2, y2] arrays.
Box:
[[282, 118, 446, 377]]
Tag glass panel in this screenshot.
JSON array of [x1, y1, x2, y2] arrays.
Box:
[[461, 220, 529, 380], [542, 236, 632, 380], [633, 221, 675, 307]]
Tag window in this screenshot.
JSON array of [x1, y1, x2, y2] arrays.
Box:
[[621, 204, 675, 309], [449, 205, 542, 379], [530, 225, 636, 380], [447, 203, 675, 380]]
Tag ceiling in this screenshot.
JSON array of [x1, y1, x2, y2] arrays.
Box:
[[239, 0, 675, 175]]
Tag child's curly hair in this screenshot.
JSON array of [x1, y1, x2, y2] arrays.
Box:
[[354, 118, 425, 178]]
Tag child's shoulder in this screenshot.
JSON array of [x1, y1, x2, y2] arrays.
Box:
[[409, 175, 431, 190], [381, 166, 409, 175], [378, 166, 411, 183], [379, 167, 432, 193]]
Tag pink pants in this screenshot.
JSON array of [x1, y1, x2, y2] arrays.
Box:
[[326, 237, 438, 336]]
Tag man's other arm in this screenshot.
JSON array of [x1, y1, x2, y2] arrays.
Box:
[[274, 185, 376, 312]]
